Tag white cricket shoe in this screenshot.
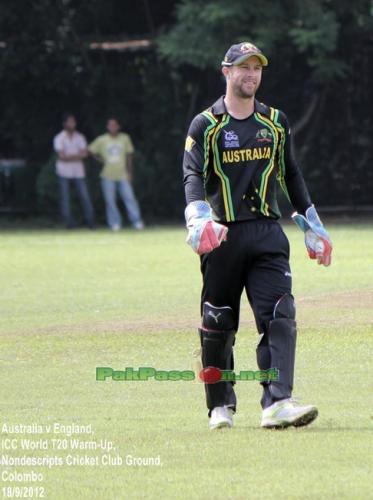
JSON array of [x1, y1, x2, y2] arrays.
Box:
[[261, 398, 318, 429], [209, 406, 234, 430]]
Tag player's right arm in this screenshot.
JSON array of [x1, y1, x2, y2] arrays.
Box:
[[87, 137, 104, 163], [183, 114, 228, 255], [53, 134, 71, 161]]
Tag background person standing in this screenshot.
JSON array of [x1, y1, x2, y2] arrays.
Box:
[[88, 118, 144, 231], [53, 113, 95, 229]]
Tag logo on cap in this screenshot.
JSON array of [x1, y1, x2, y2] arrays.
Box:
[[240, 42, 259, 54]]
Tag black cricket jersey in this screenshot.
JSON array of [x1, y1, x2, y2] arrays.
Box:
[[183, 96, 312, 222]]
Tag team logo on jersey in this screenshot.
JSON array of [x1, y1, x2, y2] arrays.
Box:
[[256, 128, 273, 143], [223, 130, 240, 148], [185, 135, 196, 152]]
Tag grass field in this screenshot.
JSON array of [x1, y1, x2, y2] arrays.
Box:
[[1, 223, 372, 499]]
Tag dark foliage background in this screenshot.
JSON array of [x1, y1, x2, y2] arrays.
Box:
[[0, 0, 372, 222]]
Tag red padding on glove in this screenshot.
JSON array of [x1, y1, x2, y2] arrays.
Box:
[[197, 221, 227, 255]]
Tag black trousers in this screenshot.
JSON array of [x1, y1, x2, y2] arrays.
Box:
[[200, 218, 292, 409]]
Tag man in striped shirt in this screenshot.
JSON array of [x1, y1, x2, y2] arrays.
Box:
[[54, 113, 94, 229]]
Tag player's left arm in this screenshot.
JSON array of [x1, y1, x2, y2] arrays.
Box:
[[125, 135, 135, 183], [279, 112, 332, 266]]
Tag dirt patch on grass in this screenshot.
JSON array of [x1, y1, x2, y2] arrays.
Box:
[[297, 289, 373, 327], [297, 289, 373, 308], [2, 289, 372, 337]]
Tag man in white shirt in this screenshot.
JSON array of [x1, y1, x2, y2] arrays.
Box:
[[53, 114, 95, 228]]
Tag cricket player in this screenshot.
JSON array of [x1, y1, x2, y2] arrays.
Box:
[[183, 42, 332, 430]]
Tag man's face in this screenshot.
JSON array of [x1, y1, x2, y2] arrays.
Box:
[[107, 119, 120, 135], [224, 56, 263, 98], [64, 116, 76, 132]]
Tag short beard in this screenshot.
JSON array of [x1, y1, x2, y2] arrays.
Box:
[[233, 82, 256, 99]]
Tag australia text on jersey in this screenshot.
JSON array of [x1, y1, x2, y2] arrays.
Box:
[[222, 146, 272, 164]]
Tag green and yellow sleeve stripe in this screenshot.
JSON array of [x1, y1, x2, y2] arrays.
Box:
[[202, 111, 235, 222], [254, 111, 279, 216]]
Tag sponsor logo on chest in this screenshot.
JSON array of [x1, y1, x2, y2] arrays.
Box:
[[223, 130, 240, 148]]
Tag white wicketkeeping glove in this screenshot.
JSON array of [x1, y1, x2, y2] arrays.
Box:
[[292, 205, 332, 266], [185, 200, 228, 255]]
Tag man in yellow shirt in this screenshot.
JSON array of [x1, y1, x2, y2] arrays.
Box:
[[88, 118, 144, 230]]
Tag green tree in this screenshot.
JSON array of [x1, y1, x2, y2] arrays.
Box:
[[158, 0, 373, 206], [0, 0, 371, 220]]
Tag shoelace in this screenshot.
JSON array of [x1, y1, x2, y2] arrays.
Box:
[[287, 397, 301, 406]]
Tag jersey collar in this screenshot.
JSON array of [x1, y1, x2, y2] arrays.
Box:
[[210, 95, 270, 117]]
